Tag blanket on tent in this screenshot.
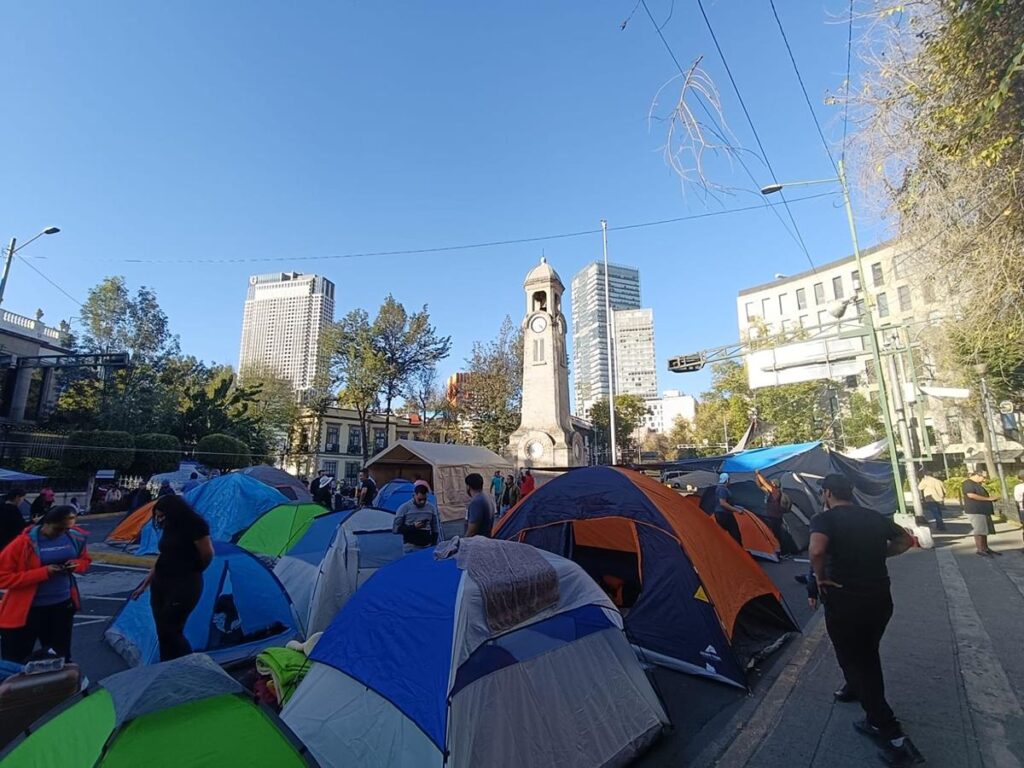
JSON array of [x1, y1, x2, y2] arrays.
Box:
[[436, 537, 558, 631]]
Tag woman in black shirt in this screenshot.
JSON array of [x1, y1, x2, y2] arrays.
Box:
[[129, 495, 213, 661]]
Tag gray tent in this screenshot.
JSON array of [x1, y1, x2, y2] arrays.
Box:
[[239, 465, 313, 502]]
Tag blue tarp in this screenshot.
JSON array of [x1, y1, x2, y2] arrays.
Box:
[[136, 474, 288, 554], [106, 541, 299, 667], [721, 442, 822, 472], [374, 479, 438, 513], [0, 468, 45, 482], [312, 550, 463, 748]]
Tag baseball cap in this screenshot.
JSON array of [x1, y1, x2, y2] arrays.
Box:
[[413, 480, 431, 493], [819, 474, 853, 499], [718, 472, 730, 483]]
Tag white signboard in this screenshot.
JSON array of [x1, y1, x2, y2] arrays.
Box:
[[747, 336, 867, 389]]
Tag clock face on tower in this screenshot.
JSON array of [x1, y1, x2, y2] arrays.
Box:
[[530, 315, 548, 334], [526, 441, 545, 459]]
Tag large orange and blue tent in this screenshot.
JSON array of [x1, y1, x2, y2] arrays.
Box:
[[494, 466, 797, 688]]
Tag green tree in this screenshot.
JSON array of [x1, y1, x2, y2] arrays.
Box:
[[842, 392, 885, 448], [667, 416, 698, 459], [326, 309, 385, 464], [63, 431, 135, 507], [589, 394, 652, 462], [460, 317, 524, 453], [196, 433, 252, 471], [131, 433, 182, 478]]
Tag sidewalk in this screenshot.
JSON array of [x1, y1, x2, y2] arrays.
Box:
[[700, 513, 1024, 768]]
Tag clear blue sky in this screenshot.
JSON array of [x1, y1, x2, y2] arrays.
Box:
[[1, 1, 885, 399]]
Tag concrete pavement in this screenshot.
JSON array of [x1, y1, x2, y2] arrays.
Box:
[[694, 512, 1024, 768]]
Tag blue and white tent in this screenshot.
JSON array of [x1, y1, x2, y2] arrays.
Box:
[[282, 541, 668, 768], [106, 542, 300, 667], [373, 478, 438, 512]]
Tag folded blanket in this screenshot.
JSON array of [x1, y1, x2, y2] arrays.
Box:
[[255, 647, 313, 707], [443, 537, 559, 632]]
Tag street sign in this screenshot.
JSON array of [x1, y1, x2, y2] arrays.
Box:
[[668, 353, 706, 373], [999, 400, 1014, 415], [746, 336, 866, 389]]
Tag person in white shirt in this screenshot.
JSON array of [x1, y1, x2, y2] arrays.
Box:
[[1013, 473, 1024, 520]]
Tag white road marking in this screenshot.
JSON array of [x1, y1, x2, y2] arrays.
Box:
[[936, 548, 1024, 768]]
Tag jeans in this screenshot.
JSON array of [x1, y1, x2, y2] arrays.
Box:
[[0, 599, 75, 663], [151, 573, 204, 662], [924, 500, 946, 530], [824, 587, 902, 740]]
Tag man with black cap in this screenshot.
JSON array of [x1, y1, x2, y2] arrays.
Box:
[[810, 474, 920, 766]]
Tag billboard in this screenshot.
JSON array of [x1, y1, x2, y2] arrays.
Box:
[[747, 336, 867, 389]]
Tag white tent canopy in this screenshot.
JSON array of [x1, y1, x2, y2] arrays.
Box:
[[365, 440, 512, 522]]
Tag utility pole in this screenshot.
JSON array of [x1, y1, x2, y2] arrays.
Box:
[[601, 220, 618, 465], [0, 238, 16, 308], [975, 365, 1011, 504], [886, 352, 924, 520]]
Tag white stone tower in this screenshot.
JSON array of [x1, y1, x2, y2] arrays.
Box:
[[508, 258, 585, 467]]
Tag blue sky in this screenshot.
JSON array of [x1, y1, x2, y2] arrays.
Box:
[[1, 1, 885, 399]]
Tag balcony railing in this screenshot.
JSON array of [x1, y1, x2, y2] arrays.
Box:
[[324, 442, 339, 454]]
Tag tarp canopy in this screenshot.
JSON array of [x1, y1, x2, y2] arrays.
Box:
[[239, 465, 313, 503], [149, 462, 206, 492], [106, 542, 300, 667], [282, 543, 668, 767], [0, 654, 314, 767], [365, 440, 512, 522], [0, 468, 45, 482], [495, 466, 797, 688]]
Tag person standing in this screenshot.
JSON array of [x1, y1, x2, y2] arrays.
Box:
[[754, 470, 786, 543], [464, 473, 493, 538], [809, 474, 919, 766], [29, 489, 54, 523], [713, 473, 744, 546], [490, 471, 504, 509], [181, 472, 203, 495], [962, 468, 1000, 556], [1013, 473, 1024, 520], [393, 480, 440, 553], [519, 468, 536, 497], [157, 480, 175, 498], [500, 473, 520, 513], [0, 489, 28, 553], [357, 469, 377, 508], [129, 495, 214, 661], [130, 481, 152, 512], [917, 470, 947, 532], [0, 505, 91, 663]]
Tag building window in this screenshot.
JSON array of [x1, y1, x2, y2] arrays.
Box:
[[898, 285, 912, 312], [325, 425, 339, 453], [396, 431, 409, 441], [373, 428, 387, 452], [532, 338, 545, 363], [781, 318, 793, 332], [946, 413, 962, 444], [344, 461, 360, 481], [745, 302, 755, 321], [321, 460, 338, 476], [798, 315, 808, 327], [877, 292, 890, 317], [892, 258, 901, 279], [761, 297, 772, 318], [852, 270, 861, 290], [871, 262, 884, 287], [832, 276, 844, 299], [813, 282, 825, 305], [778, 293, 788, 315], [347, 426, 362, 455], [922, 280, 936, 303], [817, 309, 830, 326], [796, 288, 807, 310]]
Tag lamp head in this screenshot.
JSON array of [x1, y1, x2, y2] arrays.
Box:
[[42, 227, 60, 235], [827, 298, 851, 320], [760, 183, 783, 195]]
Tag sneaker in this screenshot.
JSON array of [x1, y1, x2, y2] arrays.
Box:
[[794, 574, 809, 584], [854, 719, 882, 739], [989, 549, 1003, 556], [977, 550, 994, 557], [833, 685, 858, 702], [878, 737, 925, 766]]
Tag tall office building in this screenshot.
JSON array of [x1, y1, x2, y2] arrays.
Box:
[[238, 272, 335, 392], [613, 308, 658, 400], [570, 261, 642, 417]]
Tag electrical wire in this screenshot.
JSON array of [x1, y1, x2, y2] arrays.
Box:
[[693, 0, 817, 271], [17, 258, 83, 306], [90, 190, 837, 265], [637, 0, 807, 254], [841, 0, 854, 163], [767, 0, 839, 175]]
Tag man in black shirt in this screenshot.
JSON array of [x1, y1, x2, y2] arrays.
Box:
[[962, 468, 1000, 556], [357, 469, 377, 508], [809, 474, 920, 767], [0, 488, 27, 553]]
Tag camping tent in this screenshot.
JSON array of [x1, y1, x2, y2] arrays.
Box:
[[240, 465, 313, 502], [693, 487, 781, 561], [364, 440, 512, 521], [237, 502, 336, 558], [133, 473, 288, 554], [107, 500, 157, 544], [494, 466, 798, 687], [0, 654, 316, 767], [106, 542, 300, 667], [373, 478, 438, 512], [281, 542, 669, 768], [274, 507, 403, 637]]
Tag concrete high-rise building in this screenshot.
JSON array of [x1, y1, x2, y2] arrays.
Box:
[[238, 272, 335, 392], [570, 261, 641, 417], [613, 308, 657, 400]]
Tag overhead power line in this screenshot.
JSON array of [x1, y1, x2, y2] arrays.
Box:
[[18, 258, 83, 306], [841, 0, 854, 163], [93, 191, 837, 265], [693, 0, 817, 272]]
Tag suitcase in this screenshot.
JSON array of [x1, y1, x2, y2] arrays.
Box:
[[0, 663, 80, 748]]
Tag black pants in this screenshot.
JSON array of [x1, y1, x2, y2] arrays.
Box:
[[714, 510, 742, 545], [150, 574, 203, 662], [759, 515, 784, 542], [824, 588, 901, 739], [0, 599, 75, 663]]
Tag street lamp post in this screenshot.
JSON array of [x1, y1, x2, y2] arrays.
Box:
[[762, 162, 909, 517], [600, 219, 619, 465], [0, 227, 61, 308]]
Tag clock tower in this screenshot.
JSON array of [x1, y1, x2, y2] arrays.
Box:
[[508, 258, 585, 467]]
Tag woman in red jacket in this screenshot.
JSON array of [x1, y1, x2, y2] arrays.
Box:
[[0, 505, 91, 663]]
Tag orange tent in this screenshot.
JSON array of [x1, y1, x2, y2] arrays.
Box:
[[495, 466, 797, 688], [107, 501, 156, 544], [734, 509, 781, 562]]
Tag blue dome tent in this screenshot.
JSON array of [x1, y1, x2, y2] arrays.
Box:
[[106, 542, 300, 667], [372, 478, 438, 512]]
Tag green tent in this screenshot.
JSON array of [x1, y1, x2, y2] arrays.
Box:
[[1, 654, 315, 767], [237, 503, 334, 558]]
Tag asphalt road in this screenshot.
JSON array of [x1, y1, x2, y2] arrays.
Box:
[[70, 512, 817, 763]]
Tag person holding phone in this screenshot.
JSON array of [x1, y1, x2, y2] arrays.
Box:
[[0, 504, 91, 663]]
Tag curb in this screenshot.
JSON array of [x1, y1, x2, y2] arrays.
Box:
[[89, 551, 155, 568], [690, 613, 828, 768]]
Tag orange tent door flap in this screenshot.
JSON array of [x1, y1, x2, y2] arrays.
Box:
[[107, 501, 156, 543]]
